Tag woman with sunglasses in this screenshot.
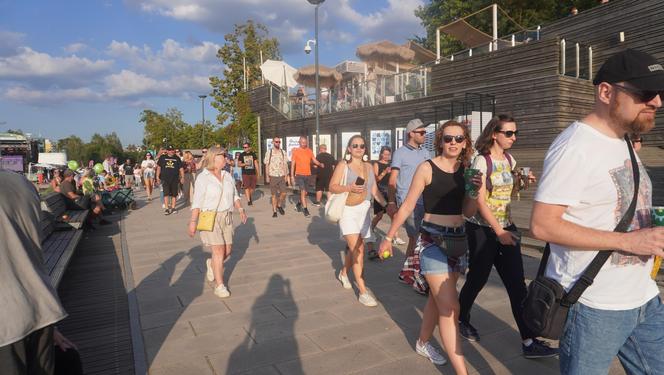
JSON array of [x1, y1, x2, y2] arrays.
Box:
[[380, 121, 481, 373], [141, 152, 157, 201], [457, 115, 556, 359], [329, 135, 387, 307], [188, 146, 247, 299]]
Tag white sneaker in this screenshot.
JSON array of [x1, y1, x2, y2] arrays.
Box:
[[338, 271, 352, 289], [214, 284, 230, 298], [416, 340, 447, 365], [205, 259, 214, 282], [358, 292, 378, 307], [162, 204, 166, 209], [393, 237, 406, 245]]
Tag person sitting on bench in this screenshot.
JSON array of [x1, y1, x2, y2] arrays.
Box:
[[60, 169, 110, 226]]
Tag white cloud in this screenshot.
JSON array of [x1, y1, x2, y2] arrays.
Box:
[[3, 86, 103, 104], [0, 30, 26, 57], [104, 69, 210, 98], [64, 42, 88, 53], [333, 0, 424, 42], [0, 47, 113, 85]]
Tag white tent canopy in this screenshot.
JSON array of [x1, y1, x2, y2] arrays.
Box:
[[260, 60, 298, 88], [38, 152, 67, 166]]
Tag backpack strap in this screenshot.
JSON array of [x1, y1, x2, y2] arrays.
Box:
[[483, 154, 493, 194]]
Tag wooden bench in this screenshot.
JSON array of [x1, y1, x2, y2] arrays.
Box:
[[41, 192, 89, 230], [40, 209, 84, 287]]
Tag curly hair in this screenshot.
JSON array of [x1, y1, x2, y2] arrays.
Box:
[[435, 120, 474, 165], [474, 114, 515, 155]]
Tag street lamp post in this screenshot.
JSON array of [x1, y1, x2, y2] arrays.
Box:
[[198, 95, 207, 147], [307, 0, 325, 149]]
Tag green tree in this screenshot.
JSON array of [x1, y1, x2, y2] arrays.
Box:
[[140, 108, 191, 150], [414, 0, 599, 56], [57, 135, 85, 161], [209, 20, 280, 126]]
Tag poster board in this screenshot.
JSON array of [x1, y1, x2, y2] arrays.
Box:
[[370, 130, 391, 160], [286, 136, 300, 160], [311, 134, 331, 153]]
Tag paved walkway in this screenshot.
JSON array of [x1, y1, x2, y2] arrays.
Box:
[[121, 188, 631, 375]]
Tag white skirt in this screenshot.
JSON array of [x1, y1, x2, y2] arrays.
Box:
[[339, 200, 372, 239]]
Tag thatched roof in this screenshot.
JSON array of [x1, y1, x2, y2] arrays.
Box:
[[356, 40, 416, 65], [294, 65, 342, 88]]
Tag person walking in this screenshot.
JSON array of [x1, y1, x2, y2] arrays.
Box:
[[380, 121, 482, 373], [238, 142, 259, 206], [263, 137, 290, 218], [122, 159, 134, 189], [530, 49, 664, 374], [0, 170, 68, 375], [314, 144, 336, 206], [291, 136, 323, 217], [329, 135, 388, 307], [386, 119, 430, 287], [141, 152, 156, 201], [456, 115, 556, 359], [181, 151, 197, 206], [366, 146, 392, 259], [133, 163, 142, 190], [188, 146, 247, 299], [156, 146, 184, 215]]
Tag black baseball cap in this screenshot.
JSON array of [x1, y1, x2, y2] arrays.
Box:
[[593, 49, 664, 91], [166, 145, 174, 151]]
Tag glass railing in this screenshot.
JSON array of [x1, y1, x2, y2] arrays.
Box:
[[268, 64, 432, 120]]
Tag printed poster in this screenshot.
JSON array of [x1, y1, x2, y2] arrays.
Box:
[[370, 130, 391, 160], [286, 136, 300, 160]]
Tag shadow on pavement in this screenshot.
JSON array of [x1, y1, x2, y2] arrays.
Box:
[[226, 274, 302, 374], [225, 217, 257, 282]]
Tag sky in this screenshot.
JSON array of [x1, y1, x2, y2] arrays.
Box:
[[0, 0, 425, 146]]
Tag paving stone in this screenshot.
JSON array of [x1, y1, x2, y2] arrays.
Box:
[[349, 354, 446, 375], [247, 310, 345, 343], [276, 343, 392, 375], [150, 360, 214, 375], [305, 316, 398, 350]]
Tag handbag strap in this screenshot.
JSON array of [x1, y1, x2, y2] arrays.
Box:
[[543, 134, 640, 306]]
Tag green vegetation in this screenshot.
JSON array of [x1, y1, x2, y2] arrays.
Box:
[[414, 0, 600, 56]]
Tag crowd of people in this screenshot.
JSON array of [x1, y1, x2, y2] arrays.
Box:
[[2, 49, 663, 375]]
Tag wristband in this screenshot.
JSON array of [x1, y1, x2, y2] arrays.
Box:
[[384, 236, 393, 242]]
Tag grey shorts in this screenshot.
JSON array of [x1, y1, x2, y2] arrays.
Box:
[[294, 174, 311, 191], [398, 197, 424, 237], [269, 176, 287, 196]]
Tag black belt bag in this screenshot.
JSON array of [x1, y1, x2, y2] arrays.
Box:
[[523, 134, 640, 340], [423, 231, 468, 258]]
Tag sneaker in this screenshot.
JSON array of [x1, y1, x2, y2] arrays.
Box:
[[393, 237, 406, 245], [277, 206, 285, 215], [295, 202, 302, 212], [162, 204, 166, 209], [303, 207, 310, 217], [272, 212, 278, 218], [358, 292, 378, 307], [337, 271, 352, 289], [164, 208, 171, 215], [312, 201, 321, 207], [416, 340, 447, 365], [171, 208, 177, 214], [398, 274, 414, 285], [214, 284, 230, 298], [522, 339, 558, 359], [205, 259, 214, 282], [459, 321, 480, 342]]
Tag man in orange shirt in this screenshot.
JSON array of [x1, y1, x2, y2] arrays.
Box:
[[290, 135, 323, 217]]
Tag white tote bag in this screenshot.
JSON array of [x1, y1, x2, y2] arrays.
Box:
[[324, 163, 348, 224]]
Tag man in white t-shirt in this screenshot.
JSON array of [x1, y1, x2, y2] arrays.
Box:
[[531, 49, 664, 374]]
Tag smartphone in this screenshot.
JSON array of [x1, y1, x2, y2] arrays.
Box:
[[355, 177, 365, 185]]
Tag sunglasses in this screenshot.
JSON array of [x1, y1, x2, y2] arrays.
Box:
[[351, 144, 366, 149], [613, 84, 663, 103], [496, 130, 519, 137], [273, 141, 281, 144], [412, 130, 427, 135], [243, 146, 249, 149], [442, 135, 466, 143]]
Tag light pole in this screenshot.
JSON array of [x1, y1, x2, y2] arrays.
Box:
[[307, 0, 325, 149], [198, 95, 207, 147]]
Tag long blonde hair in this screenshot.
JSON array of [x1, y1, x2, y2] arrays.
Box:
[[203, 146, 224, 171]]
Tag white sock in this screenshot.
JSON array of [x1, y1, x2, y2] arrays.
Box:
[[523, 338, 533, 347]]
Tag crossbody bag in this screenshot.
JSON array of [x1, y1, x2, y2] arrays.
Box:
[[522, 134, 640, 339], [196, 173, 225, 232]]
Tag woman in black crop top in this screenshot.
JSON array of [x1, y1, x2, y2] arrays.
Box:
[[379, 121, 483, 374]]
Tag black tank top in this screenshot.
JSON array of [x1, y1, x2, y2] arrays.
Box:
[[375, 161, 390, 188], [422, 159, 465, 215]]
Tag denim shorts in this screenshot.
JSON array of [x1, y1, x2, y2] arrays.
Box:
[[418, 222, 468, 275]]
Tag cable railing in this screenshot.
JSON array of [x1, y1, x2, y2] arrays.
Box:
[[437, 28, 541, 62], [268, 65, 432, 120], [559, 39, 593, 80]]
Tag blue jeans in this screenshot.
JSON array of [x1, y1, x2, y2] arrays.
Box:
[[560, 296, 664, 375]]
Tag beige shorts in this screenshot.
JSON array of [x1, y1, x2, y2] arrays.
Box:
[[200, 211, 233, 246]]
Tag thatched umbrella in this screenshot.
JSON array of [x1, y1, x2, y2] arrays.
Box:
[[293, 65, 342, 88], [356, 40, 415, 69]]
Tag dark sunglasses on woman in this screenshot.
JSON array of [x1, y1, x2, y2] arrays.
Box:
[[496, 130, 519, 137], [442, 135, 466, 143], [351, 144, 366, 149]]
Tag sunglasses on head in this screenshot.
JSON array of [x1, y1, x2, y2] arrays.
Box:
[[442, 135, 466, 143], [496, 130, 519, 137], [613, 84, 663, 103], [351, 144, 366, 149]]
